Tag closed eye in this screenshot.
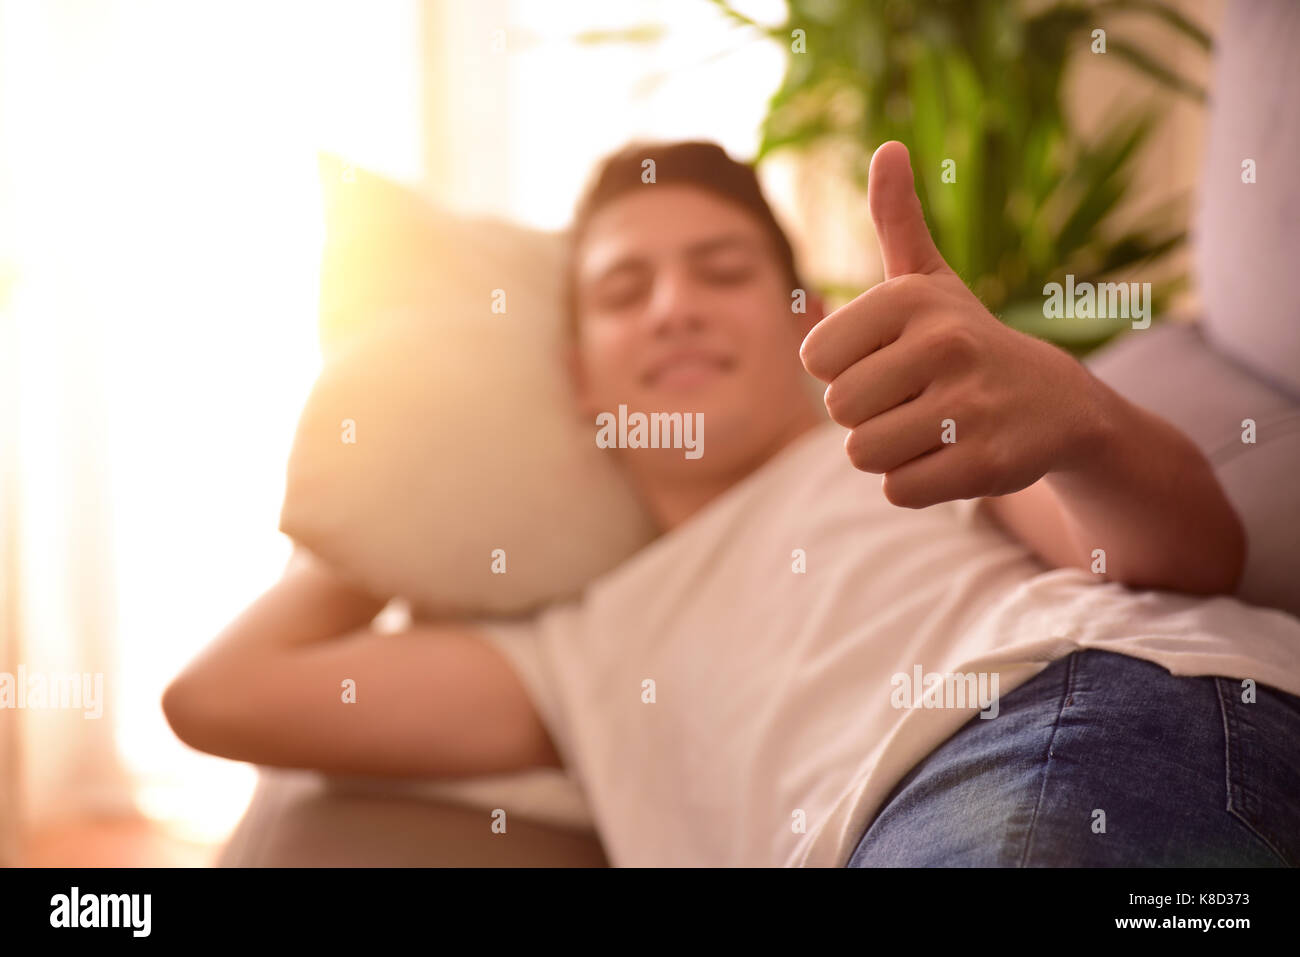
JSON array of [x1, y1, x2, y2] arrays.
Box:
[[690, 241, 759, 286], [698, 264, 754, 284], [588, 264, 651, 311]]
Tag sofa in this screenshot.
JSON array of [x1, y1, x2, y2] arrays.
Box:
[[218, 0, 1299, 867]]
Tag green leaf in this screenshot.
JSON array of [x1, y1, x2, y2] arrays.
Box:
[[675, 0, 1204, 350], [1105, 38, 1207, 102], [1095, 0, 1213, 50]]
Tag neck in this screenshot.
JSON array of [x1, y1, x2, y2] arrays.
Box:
[[629, 406, 823, 532]]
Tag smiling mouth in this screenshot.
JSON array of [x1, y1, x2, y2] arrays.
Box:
[[643, 354, 736, 389]]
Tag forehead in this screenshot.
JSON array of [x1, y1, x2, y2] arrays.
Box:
[[576, 184, 772, 281]]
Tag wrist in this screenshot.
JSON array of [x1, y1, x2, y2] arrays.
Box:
[[1053, 366, 1128, 478]]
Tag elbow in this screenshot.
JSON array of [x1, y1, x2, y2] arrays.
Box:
[[1216, 504, 1249, 596], [1189, 497, 1248, 597], [1195, 458, 1249, 597], [1104, 509, 1247, 597], [161, 672, 203, 750], [1184, 555, 1244, 599], [1156, 515, 1246, 597], [162, 668, 231, 757]]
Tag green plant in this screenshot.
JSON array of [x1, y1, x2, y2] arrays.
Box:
[[709, 0, 1211, 353]]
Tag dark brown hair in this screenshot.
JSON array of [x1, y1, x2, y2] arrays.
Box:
[[562, 140, 806, 336]]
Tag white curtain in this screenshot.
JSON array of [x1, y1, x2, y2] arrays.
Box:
[[0, 1, 136, 856], [0, 0, 801, 858], [0, 0, 424, 853]]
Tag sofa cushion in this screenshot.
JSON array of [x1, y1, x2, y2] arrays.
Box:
[[1085, 320, 1300, 617], [278, 156, 655, 619], [1194, 0, 1300, 399]]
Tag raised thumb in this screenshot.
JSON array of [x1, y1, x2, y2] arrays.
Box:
[[868, 141, 947, 280]]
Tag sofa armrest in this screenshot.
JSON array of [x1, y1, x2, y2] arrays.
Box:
[[218, 767, 608, 867]]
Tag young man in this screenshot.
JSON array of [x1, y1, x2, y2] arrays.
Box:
[[164, 141, 1300, 867]]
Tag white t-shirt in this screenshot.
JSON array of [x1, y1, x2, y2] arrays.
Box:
[[477, 420, 1300, 867]]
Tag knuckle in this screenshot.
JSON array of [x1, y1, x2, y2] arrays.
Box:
[[888, 272, 928, 300], [940, 380, 992, 435], [823, 381, 852, 425], [844, 430, 877, 472], [928, 321, 978, 363], [798, 334, 817, 370], [800, 335, 831, 380], [952, 384, 990, 428], [881, 473, 920, 509], [969, 447, 1003, 497]]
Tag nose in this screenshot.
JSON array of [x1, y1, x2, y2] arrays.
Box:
[[643, 266, 706, 338]]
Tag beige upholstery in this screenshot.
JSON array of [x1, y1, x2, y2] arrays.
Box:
[[219, 768, 607, 867]]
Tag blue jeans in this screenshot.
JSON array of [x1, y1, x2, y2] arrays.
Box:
[[848, 649, 1300, 866]]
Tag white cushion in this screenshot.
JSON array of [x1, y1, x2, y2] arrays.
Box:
[[279, 158, 655, 618]]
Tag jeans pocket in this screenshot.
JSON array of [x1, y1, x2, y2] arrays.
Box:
[[1215, 677, 1299, 867]]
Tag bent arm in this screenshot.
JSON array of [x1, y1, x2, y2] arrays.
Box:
[[978, 382, 1247, 596], [162, 549, 560, 776]]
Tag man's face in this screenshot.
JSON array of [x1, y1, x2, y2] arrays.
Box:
[[570, 184, 822, 473]]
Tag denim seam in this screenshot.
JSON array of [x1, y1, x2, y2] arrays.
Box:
[[1017, 652, 1078, 867], [1215, 677, 1291, 867]]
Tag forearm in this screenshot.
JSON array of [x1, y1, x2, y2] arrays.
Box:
[[1038, 381, 1246, 594], [163, 549, 556, 775], [172, 549, 389, 688]]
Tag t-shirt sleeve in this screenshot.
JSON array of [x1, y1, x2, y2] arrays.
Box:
[[473, 598, 583, 769]]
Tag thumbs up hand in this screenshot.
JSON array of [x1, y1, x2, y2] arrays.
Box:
[[799, 141, 1111, 509]]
